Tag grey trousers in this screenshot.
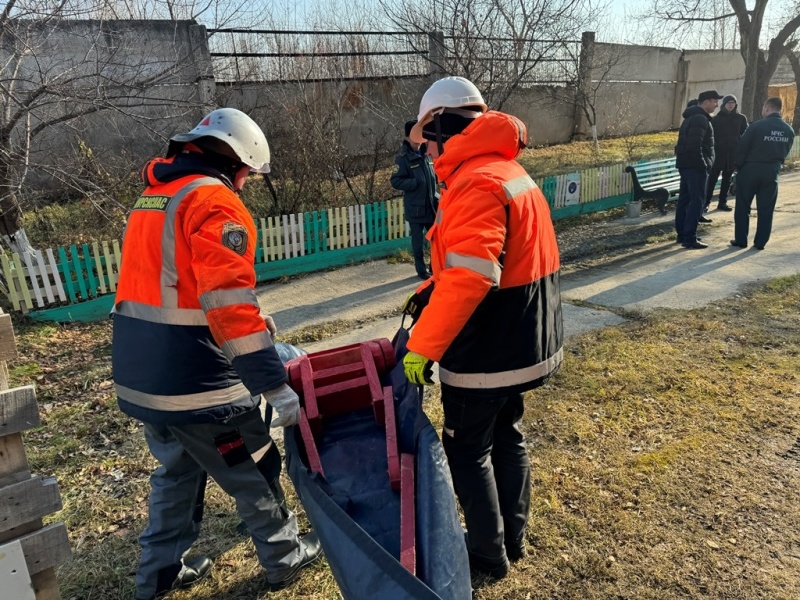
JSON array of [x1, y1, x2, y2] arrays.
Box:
[[135, 407, 301, 598]]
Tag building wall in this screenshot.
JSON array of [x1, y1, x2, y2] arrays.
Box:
[[770, 52, 798, 85], [503, 86, 576, 145], [219, 78, 576, 149], [594, 42, 681, 83], [593, 82, 678, 136]]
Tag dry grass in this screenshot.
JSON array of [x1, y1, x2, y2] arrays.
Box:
[[519, 131, 678, 180], [10, 273, 800, 600]]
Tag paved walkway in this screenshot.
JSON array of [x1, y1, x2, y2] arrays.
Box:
[[256, 172, 800, 352]]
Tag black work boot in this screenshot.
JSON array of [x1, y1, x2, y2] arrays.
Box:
[[265, 532, 324, 591], [463, 531, 509, 579], [136, 556, 214, 600], [468, 550, 510, 579], [505, 536, 528, 562], [717, 202, 732, 211]]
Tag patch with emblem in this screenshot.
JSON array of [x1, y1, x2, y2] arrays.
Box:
[[392, 164, 400, 173], [222, 222, 248, 256]]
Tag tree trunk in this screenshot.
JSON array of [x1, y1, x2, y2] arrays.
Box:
[[733, 0, 768, 121], [1, 227, 35, 256], [740, 57, 758, 120], [0, 158, 25, 250], [572, 31, 595, 141], [753, 50, 772, 119], [789, 51, 800, 133]]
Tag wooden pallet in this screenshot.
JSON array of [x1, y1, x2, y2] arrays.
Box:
[[0, 310, 72, 599]]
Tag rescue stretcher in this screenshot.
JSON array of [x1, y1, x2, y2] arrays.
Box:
[[280, 328, 471, 599]]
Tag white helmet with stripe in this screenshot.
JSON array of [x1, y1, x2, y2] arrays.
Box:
[[170, 108, 270, 173]]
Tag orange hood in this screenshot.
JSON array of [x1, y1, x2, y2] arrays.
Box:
[[433, 111, 527, 182]]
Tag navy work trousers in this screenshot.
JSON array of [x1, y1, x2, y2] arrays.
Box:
[[409, 220, 433, 275], [733, 162, 782, 248], [675, 168, 708, 243], [705, 167, 733, 206], [440, 387, 531, 564]]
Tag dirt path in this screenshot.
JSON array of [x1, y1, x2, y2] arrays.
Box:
[[256, 172, 800, 352]]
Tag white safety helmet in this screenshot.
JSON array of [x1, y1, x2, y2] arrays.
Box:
[[416, 76, 488, 122], [169, 108, 270, 172], [410, 77, 488, 150]]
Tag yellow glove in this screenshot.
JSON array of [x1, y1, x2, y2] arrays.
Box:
[[403, 351, 434, 386], [402, 292, 419, 315]]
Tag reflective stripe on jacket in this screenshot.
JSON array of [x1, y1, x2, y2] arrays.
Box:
[[407, 111, 563, 394], [112, 152, 286, 424]]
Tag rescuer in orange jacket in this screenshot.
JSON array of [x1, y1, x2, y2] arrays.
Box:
[[402, 77, 564, 580], [112, 108, 321, 599]]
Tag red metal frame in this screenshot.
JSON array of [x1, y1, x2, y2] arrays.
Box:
[[285, 338, 416, 572], [400, 453, 417, 574]]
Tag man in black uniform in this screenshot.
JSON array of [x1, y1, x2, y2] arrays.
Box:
[[730, 97, 795, 250], [391, 120, 439, 279], [674, 90, 722, 249]]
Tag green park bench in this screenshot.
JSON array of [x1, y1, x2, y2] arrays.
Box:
[[625, 158, 680, 216]]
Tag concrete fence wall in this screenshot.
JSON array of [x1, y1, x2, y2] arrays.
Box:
[[683, 49, 746, 106], [5, 19, 798, 188], [2, 19, 213, 190]]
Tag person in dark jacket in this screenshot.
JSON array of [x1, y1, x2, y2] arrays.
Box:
[[730, 97, 795, 250], [674, 90, 722, 249], [705, 94, 748, 212], [390, 119, 439, 279]]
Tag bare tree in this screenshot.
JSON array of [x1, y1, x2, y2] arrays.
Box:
[[646, 0, 800, 120], [379, 0, 604, 110], [0, 0, 264, 254], [211, 22, 423, 213], [546, 33, 631, 151]]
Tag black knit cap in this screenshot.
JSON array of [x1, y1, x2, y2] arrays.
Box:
[[404, 120, 417, 137]]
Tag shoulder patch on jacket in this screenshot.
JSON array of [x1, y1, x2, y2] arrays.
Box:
[[222, 222, 248, 256]]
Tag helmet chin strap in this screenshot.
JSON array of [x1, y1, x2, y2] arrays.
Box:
[[434, 113, 444, 156], [262, 173, 280, 208]]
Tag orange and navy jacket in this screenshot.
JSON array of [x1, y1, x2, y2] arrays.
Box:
[[407, 111, 563, 394], [112, 152, 285, 424]]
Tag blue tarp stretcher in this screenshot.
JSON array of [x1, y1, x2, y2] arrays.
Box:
[[281, 328, 471, 600]]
